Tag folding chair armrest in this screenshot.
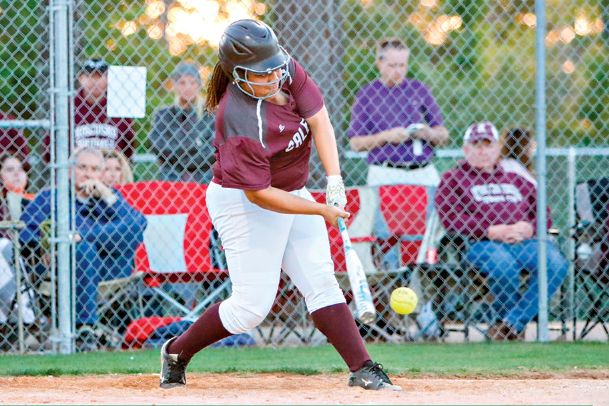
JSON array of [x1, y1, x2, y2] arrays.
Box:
[[572, 220, 606, 243]]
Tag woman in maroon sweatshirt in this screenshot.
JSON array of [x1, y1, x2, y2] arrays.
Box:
[[435, 121, 568, 340]]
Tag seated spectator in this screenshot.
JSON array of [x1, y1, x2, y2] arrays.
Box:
[[0, 153, 34, 210], [148, 62, 215, 183], [101, 149, 133, 187], [500, 127, 537, 186], [43, 58, 136, 163], [19, 147, 147, 341], [0, 112, 30, 160], [0, 153, 36, 333], [434, 121, 568, 340]]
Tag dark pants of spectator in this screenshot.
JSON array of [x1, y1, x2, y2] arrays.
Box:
[[464, 239, 568, 333], [76, 241, 133, 326]]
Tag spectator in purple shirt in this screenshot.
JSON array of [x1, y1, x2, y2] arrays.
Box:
[[435, 121, 567, 340], [348, 38, 449, 186], [348, 38, 449, 306]]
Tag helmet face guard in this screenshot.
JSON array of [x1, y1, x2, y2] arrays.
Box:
[[232, 47, 291, 100], [219, 20, 292, 100]]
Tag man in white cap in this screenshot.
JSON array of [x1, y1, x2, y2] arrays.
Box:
[[434, 121, 568, 340]]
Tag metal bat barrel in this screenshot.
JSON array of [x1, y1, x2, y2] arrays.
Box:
[[337, 218, 376, 325]]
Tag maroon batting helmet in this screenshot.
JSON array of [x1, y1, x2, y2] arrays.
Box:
[[219, 19, 291, 99]]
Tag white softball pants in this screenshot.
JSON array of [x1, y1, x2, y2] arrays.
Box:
[[206, 181, 346, 334]]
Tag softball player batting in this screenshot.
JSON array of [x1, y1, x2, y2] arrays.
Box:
[[160, 19, 400, 391]]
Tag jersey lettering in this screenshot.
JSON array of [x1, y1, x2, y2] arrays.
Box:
[[74, 124, 119, 149], [471, 183, 523, 203], [284, 118, 310, 152]]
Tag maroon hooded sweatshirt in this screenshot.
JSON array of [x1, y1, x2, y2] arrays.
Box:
[[435, 160, 551, 240], [0, 112, 30, 158], [42, 88, 135, 162]]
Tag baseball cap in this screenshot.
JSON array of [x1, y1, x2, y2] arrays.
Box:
[[463, 121, 500, 143], [170, 62, 202, 85], [82, 58, 108, 74]]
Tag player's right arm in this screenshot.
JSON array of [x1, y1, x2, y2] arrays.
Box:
[[244, 187, 349, 227]]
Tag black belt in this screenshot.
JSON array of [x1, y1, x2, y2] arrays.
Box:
[[374, 161, 430, 170]]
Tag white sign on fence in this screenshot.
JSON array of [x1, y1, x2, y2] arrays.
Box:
[[107, 66, 147, 118]]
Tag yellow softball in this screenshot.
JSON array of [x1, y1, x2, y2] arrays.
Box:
[[390, 287, 418, 315]]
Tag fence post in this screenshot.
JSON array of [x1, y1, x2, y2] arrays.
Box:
[[567, 147, 576, 340], [51, 0, 73, 354], [535, 0, 549, 342]]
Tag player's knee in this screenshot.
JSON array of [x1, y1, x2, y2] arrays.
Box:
[[304, 279, 346, 314], [219, 297, 274, 334]]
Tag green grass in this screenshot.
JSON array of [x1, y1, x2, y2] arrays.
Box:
[[1, 342, 608, 377]]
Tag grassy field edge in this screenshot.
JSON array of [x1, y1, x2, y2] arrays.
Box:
[[0, 342, 608, 377]]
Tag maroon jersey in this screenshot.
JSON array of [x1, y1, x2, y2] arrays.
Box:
[[43, 88, 136, 162], [212, 59, 324, 191], [0, 112, 30, 159]]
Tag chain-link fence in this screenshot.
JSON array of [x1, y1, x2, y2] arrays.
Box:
[[0, 0, 52, 353], [1, 0, 608, 354]]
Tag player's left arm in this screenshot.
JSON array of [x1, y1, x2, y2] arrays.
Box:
[[307, 105, 340, 177], [307, 105, 347, 210], [244, 187, 349, 227], [291, 60, 344, 208]]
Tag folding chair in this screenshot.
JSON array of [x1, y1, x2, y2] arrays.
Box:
[[436, 230, 569, 342], [376, 184, 433, 268], [312, 187, 383, 341], [433, 233, 495, 340], [108, 181, 230, 348], [0, 221, 42, 353], [375, 184, 444, 341], [573, 177, 609, 340], [311, 187, 378, 274]]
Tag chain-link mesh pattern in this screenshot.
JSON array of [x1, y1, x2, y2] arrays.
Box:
[[0, 0, 51, 353], [1, 0, 608, 353]]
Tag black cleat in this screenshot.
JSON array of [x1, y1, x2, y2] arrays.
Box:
[[348, 361, 402, 391], [160, 337, 188, 388]]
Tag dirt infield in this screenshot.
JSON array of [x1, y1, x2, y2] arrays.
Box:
[[1, 372, 608, 405]]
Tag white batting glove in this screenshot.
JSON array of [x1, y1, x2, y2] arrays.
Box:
[[326, 175, 347, 209]]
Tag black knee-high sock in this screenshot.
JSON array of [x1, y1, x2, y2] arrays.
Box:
[[166, 303, 231, 363], [311, 303, 371, 372]]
